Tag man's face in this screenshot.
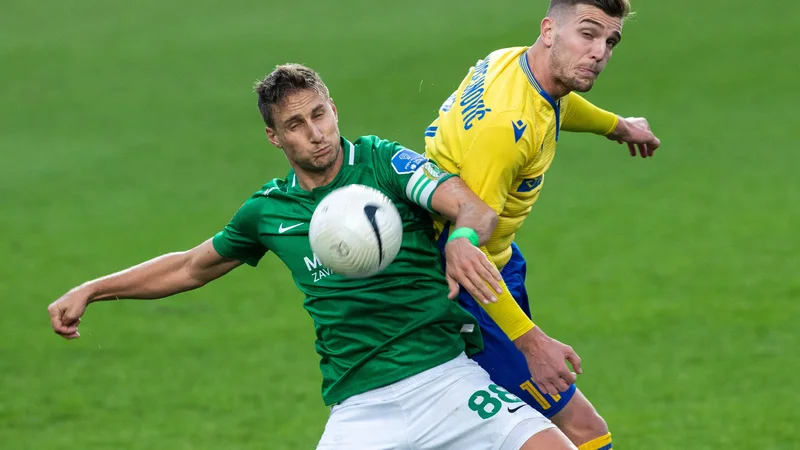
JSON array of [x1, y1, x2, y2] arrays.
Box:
[[266, 88, 341, 173], [549, 4, 623, 92]]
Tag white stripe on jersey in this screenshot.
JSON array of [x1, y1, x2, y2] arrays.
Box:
[[405, 169, 425, 204], [417, 178, 438, 209], [348, 140, 355, 165]]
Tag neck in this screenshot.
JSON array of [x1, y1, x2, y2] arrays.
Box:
[[293, 143, 344, 191], [527, 42, 570, 100]]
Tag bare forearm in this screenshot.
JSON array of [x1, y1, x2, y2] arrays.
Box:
[[431, 177, 498, 245], [73, 239, 240, 303], [79, 252, 202, 303], [452, 202, 498, 246]]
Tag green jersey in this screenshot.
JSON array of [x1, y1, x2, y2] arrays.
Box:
[[212, 135, 483, 405]]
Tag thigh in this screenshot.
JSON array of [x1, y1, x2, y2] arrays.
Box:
[[470, 329, 578, 419], [316, 398, 405, 450], [407, 358, 555, 450], [465, 249, 577, 419], [515, 427, 578, 450]]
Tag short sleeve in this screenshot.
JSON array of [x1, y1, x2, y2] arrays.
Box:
[[212, 197, 268, 266]]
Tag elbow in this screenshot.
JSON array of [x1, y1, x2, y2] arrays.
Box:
[[486, 208, 499, 232], [480, 207, 499, 244], [182, 251, 209, 289]]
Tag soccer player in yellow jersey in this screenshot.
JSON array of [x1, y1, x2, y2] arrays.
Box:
[[426, 1, 660, 449]]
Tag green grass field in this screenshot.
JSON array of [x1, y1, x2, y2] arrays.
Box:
[[3, 0, 798, 448]]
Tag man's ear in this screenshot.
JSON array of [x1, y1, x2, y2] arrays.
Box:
[[541, 16, 556, 47], [330, 98, 338, 122], [266, 126, 281, 148]]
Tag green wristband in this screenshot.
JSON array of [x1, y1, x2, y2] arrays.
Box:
[[447, 227, 479, 246]]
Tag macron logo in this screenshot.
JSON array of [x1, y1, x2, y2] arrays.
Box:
[[512, 120, 527, 143]]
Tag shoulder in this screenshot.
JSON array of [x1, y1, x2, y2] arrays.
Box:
[[234, 178, 287, 217], [487, 46, 527, 64], [255, 178, 287, 198], [352, 135, 427, 175]]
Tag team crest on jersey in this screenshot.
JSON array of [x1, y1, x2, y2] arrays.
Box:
[[391, 148, 428, 174], [421, 161, 446, 181]]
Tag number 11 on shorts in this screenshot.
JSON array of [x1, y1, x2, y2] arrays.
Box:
[[468, 384, 524, 420]]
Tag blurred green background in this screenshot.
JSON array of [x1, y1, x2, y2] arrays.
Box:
[[2, 0, 798, 448]]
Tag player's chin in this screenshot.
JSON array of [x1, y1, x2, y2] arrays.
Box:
[[313, 152, 338, 170], [570, 77, 596, 93]]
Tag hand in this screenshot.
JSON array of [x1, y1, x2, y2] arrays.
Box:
[[514, 327, 582, 395], [48, 287, 92, 339], [607, 116, 661, 158], [444, 238, 502, 304]]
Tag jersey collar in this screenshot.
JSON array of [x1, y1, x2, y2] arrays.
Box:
[[344, 137, 355, 166], [519, 50, 561, 141]]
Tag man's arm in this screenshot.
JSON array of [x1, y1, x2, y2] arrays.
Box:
[[49, 194, 267, 340], [48, 239, 242, 339], [430, 177, 503, 304], [561, 92, 619, 135], [562, 92, 661, 158], [79, 238, 239, 302]]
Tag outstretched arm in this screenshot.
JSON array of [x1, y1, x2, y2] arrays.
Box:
[[562, 92, 661, 158], [48, 238, 242, 339]]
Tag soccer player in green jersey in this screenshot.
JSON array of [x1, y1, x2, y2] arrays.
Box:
[[47, 64, 580, 449]]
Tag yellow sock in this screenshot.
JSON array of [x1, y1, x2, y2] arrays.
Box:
[[578, 432, 612, 450]]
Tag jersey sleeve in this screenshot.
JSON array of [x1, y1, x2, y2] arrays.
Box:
[[212, 196, 268, 267], [560, 92, 619, 135], [459, 113, 528, 215], [370, 137, 457, 213]]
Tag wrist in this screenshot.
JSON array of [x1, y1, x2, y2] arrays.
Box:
[[447, 227, 479, 246], [609, 116, 626, 139], [77, 282, 102, 304], [513, 326, 546, 350]]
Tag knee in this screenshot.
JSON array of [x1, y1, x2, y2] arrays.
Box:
[[572, 408, 608, 443], [555, 402, 609, 445]]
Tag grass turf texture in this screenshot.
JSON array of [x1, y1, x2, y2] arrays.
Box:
[[2, 0, 798, 448]]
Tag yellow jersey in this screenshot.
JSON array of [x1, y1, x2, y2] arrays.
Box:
[[425, 47, 618, 268]]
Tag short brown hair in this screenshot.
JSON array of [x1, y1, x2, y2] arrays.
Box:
[[547, 0, 632, 19], [254, 63, 330, 127]]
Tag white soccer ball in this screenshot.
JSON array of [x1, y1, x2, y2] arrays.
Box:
[[309, 184, 403, 278]]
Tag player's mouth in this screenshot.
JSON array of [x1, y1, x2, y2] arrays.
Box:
[[314, 145, 331, 157], [578, 67, 599, 78]]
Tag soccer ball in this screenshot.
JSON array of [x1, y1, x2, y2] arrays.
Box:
[[309, 184, 403, 278]]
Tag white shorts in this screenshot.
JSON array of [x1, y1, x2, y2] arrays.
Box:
[[316, 353, 555, 450]]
